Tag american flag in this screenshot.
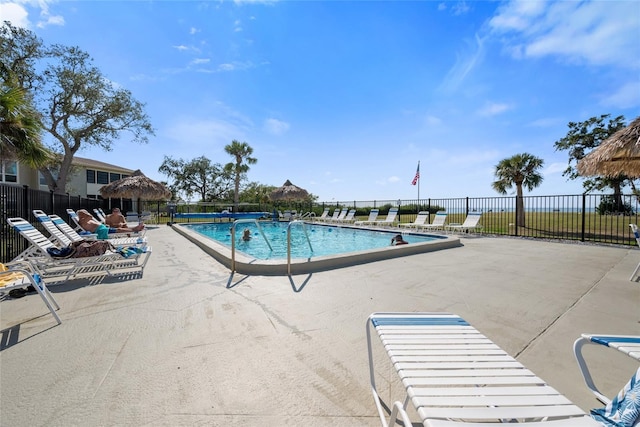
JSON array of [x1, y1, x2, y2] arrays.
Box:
[[411, 162, 420, 185]]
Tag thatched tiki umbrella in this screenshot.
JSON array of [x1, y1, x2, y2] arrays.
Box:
[[578, 116, 640, 177], [99, 169, 172, 213], [269, 179, 310, 202]]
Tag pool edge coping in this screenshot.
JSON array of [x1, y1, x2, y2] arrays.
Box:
[[171, 222, 462, 276]]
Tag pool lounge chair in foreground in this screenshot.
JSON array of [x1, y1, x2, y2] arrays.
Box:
[[399, 211, 430, 229], [367, 312, 600, 426], [445, 212, 483, 233], [574, 334, 640, 403], [416, 211, 448, 231], [1, 262, 61, 325], [355, 209, 379, 226]]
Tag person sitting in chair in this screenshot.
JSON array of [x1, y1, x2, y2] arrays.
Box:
[[105, 207, 128, 228], [77, 209, 145, 240], [391, 234, 408, 246]]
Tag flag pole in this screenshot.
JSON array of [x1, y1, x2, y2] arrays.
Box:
[[417, 160, 420, 204]]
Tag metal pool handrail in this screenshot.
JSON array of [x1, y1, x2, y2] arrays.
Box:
[[231, 219, 272, 273], [287, 220, 313, 275]]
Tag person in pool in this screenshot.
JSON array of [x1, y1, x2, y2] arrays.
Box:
[[77, 209, 145, 240], [391, 234, 408, 246], [242, 228, 252, 241]]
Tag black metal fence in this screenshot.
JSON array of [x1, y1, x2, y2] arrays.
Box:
[[3, 182, 640, 264]]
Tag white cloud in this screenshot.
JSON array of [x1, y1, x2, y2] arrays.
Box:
[[544, 162, 567, 175], [489, 1, 640, 69], [190, 58, 210, 65], [0, 2, 31, 28], [424, 115, 442, 126], [600, 80, 640, 109], [388, 176, 400, 183], [173, 45, 190, 51], [1, 1, 64, 29], [440, 33, 486, 92], [477, 102, 512, 117], [264, 118, 290, 135], [189, 27, 199, 35], [36, 14, 64, 28], [164, 117, 244, 147]]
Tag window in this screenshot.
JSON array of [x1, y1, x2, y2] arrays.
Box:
[[97, 171, 109, 184], [110, 173, 121, 182], [86, 169, 96, 183], [1, 161, 18, 183]]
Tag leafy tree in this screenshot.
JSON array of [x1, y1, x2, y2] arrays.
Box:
[[238, 181, 277, 204], [0, 21, 44, 90], [159, 155, 233, 202], [554, 114, 629, 211], [224, 140, 257, 210], [0, 76, 51, 167], [492, 153, 544, 227], [1, 22, 154, 193]]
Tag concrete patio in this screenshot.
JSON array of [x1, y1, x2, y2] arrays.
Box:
[[1, 225, 638, 426]]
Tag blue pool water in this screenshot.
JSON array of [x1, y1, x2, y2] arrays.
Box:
[[184, 222, 442, 260]]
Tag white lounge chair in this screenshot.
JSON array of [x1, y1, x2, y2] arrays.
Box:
[[399, 211, 430, 229], [367, 312, 599, 426], [335, 209, 356, 224], [445, 212, 483, 233], [314, 208, 330, 222], [7, 217, 151, 283], [33, 211, 145, 247], [319, 208, 340, 223], [329, 208, 349, 223], [1, 262, 61, 324], [416, 211, 448, 231], [574, 334, 640, 404], [355, 209, 379, 226], [93, 208, 107, 223], [67, 208, 145, 239], [369, 208, 398, 227]]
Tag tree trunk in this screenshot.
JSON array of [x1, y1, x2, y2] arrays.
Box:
[[516, 184, 525, 227]]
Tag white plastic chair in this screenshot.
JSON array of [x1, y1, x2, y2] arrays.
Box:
[[1, 263, 61, 324], [399, 211, 430, 229], [445, 212, 483, 233], [367, 312, 599, 426]]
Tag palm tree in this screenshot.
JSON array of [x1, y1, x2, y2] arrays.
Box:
[[492, 153, 544, 228], [0, 78, 50, 168], [224, 140, 257, 210]]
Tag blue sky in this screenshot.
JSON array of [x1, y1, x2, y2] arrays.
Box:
[[2, 0, 639, 202]]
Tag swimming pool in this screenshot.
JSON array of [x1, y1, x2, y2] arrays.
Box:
[[183, 221, 443, 259], [173, 221, 461, 275]]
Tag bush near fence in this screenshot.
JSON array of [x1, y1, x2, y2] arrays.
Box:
[[2, 183, 639, 263]]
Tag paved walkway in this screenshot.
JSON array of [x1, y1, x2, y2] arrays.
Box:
[[1, 225, 638, 426]]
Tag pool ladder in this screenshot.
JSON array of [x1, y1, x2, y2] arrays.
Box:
[[230, 219, 313, 275]]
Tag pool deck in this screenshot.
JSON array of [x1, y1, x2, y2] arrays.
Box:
[[1, 225, 638, 426]]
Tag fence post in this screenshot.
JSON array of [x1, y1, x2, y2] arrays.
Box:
[[22, 185, 30, 220], [581, 193, 586, 242], [514, 196, 519, 237], [50, 190, 55, 215]]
